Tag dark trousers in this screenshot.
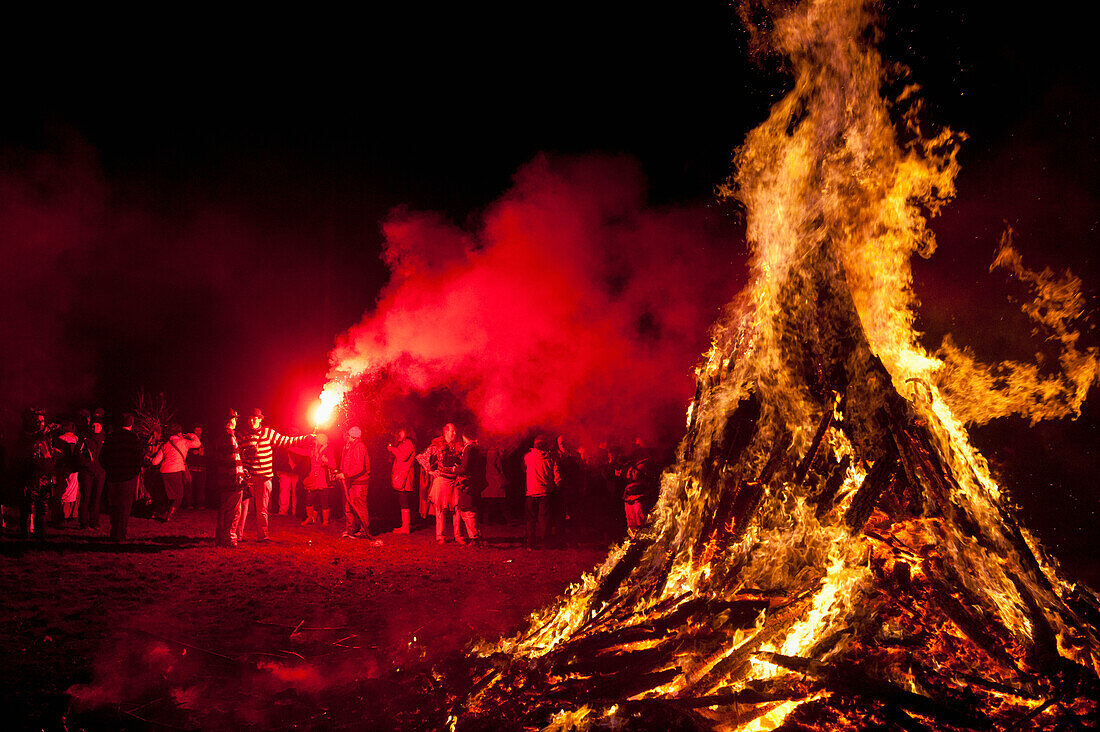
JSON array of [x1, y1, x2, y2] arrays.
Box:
[[161, 472, 185, 518], [215, 489, 242, 546], [78, 468, 106, 528], [20, 484, 50, 539], [108, 477, 138, 541], [344, 481, 370, 535], [525, 495, 549, 548], [181, 470, 195, 509], [190, 470, 207, 508]]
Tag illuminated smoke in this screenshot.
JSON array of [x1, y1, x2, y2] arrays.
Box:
[[323, 153, 743, 443], [0, 140, 101, 421]]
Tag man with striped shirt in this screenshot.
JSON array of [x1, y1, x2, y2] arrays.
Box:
[[238, 408, 311, 542]]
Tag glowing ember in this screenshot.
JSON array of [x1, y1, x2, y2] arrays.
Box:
[[455, 0, 1100, 729]]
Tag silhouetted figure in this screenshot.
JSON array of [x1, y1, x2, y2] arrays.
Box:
[[213, 410, 246, 548], [185, 425, 206, 509], [454, 426, 485, 545], [16, 409, 56, 540], [99, 413, 145, 542], [481, 441, 509, 524], [77, 416, 106, 529]]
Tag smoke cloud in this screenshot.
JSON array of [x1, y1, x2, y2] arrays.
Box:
[[327, 154, 745, 445]]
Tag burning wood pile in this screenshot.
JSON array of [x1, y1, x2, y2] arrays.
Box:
[[456, 1, 1100, 729]]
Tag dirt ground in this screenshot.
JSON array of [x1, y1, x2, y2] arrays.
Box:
[[0, 509, 610, 731]]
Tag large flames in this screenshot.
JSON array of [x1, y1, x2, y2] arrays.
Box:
[[457, 0, 1100, 729]]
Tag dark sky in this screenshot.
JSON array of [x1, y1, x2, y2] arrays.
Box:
[[1, 4, 1096, 571]]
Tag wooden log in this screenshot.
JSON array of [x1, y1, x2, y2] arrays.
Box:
[[728, 481, 766, 541], [793, 391, 839, 485], [757, 429, 792, 486], [554, 645, 675, 677], [757, 653, 993, 729], [581, 666, 682, 701], [923, 564, 1024, 676], [671, 686, 808, 708], [590, 536, 653, 609], [812, 454, 850, 519], [701, 393, 761, 490], [844, 450, 898, 532]]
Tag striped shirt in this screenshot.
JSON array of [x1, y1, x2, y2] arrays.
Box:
[[239, 426, 307, 479], [230, 431, 244, 480]]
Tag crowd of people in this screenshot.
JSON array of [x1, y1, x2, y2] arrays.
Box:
[[1, 405, 662, 550]]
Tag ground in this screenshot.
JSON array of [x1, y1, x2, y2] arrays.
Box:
[[0, 510, 609, 731]]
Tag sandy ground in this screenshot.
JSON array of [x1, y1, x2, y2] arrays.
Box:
[[0, 509, 610, 730]]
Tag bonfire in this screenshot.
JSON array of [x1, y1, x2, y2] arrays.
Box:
[[457, 0, 1100, 729]]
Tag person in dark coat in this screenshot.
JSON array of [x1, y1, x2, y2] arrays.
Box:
[[454, 426, 486, 545], [212, 410, 246, 548], [77, 417, 106, 529], [15, 409, 57, 540], [99, 413, 146, 542]]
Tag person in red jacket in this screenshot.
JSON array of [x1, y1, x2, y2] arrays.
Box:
[[338, 426, 372, 539], [387, 428, 417, 534], [150, 422, 201, 522], [523, 435, 560, 550]]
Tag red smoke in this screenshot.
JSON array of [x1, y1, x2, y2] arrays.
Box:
[[327, 154, 745, 445]]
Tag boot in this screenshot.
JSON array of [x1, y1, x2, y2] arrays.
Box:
[[392, 508, 411, 534], [301, 507, 316, 526], [453, 512, 466, 545], [321, 509, 330, 527]]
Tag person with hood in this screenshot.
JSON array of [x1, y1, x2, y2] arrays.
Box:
[[387, 427, 417, 533], [149, 422, 201, 522], [523, 434, 560, 550], [416, 423, 463, 544], [338, 425, 373, 539]]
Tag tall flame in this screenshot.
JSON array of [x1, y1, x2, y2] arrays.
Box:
[[459, 0, 1099, 729]]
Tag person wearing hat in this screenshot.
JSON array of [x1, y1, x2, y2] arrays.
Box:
[[150, 422, 201, 522], [237, 408, 310, 542], [338, 425, 373, 540], [213, 410, 247, 547]]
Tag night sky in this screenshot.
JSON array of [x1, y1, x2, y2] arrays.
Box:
[[2, 4, 1096, 573]]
